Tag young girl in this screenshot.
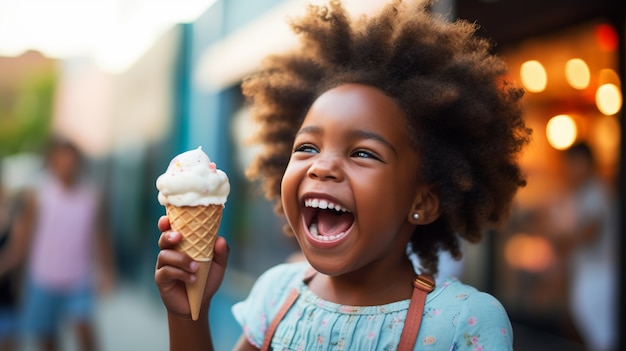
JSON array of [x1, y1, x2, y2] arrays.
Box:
[[0, 139, 115, 351], [155, 0, 531, 350]]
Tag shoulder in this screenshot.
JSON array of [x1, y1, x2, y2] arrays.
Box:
[[76, 179, 100, 197], [437, 278, 510, 323], [435, 278, 506, 311], [231, 262, 310, 347], [422, 278, 513, 349]]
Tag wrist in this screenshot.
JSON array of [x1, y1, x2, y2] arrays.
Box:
[[167, 310, 212, 350], [167, 307, 209, 323]]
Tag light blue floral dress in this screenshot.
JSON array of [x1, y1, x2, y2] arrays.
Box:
[[232, 262, 513, 350]]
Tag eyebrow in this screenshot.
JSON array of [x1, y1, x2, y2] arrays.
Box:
[[296, 125, 397, 155], [296, 125, 322, 136]]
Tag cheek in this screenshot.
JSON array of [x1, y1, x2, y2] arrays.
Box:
[[281, 162, 298, 196], [354, 170, 414, 216], [280, 162, 302, 221], [353, 178, 395, 216]]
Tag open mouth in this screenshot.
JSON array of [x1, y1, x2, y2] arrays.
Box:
[[303, 198, 355, 242]]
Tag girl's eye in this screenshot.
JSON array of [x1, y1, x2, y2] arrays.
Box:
[[352, 149, 381, 161], [294, 144, 318, 154]]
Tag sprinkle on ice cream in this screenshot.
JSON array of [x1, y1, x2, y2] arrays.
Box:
[[156, 146, 230, 207]]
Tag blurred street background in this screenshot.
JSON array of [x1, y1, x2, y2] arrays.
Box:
[[0, 0, 624, 350]]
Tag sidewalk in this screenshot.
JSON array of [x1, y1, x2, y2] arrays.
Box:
[[18, 269, 251, 351], [94, 285, 170, 351], [65, 279, 240, 351], [22, 284, 171, 351]]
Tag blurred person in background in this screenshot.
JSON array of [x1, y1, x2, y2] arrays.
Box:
[[0, 160, 26, 351], [549, 141, 617, 351], [0, 138, 115, 351]]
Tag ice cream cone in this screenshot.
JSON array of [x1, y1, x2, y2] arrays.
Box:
[[166, 204, 223, 320], [186, 259, 212, 321]]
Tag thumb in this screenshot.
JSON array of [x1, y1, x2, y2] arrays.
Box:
[[213, 236, 229, 268], [204, 236, 229, 297]]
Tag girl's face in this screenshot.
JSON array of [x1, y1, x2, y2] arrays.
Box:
[[50, 146, 80, 186], [281, 83, 424, 276]]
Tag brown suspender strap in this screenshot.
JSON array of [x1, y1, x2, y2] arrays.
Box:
[[261, 268, 317, 351], [261, 269, 435, 351], [260, 288, 299, 351], [397, 274, 436, 351]]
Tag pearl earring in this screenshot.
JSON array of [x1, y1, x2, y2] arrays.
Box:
[[412, 213, 420, 221]]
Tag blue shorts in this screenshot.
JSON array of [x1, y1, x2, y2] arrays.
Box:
[[20, 279, 94, 337], [0, 307, 18, 340]]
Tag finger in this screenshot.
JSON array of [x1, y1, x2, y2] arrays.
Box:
[[203, 237, 229, 296], [158, 215, 171, 232], [212, 236, 230, 267], [158, 231, 182, 249], [155, 265, 197, 285], [156, 249, 198, 273]]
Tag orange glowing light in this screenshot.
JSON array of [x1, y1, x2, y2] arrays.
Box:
[[596, 24, 618, 52], [504, 234, 554, 272], [520, 60, 547, 92], [546, 115, 577, 150], [596, 83, 622, 115]]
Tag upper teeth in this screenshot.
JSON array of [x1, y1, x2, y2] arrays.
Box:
[[305, 198, 349, 213]]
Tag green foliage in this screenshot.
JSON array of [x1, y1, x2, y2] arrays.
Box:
[[0, 69, 56, 157]]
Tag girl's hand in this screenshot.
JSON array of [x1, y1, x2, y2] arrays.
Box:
[[154, 215, 229, 319]]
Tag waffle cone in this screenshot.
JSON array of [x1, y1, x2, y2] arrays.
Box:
[[185, 259, 212, 321], [166, 204, 223, 260], [166, 204, 223, 320]]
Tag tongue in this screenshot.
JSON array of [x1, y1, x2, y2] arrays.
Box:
[[317, 211, 353, 236]]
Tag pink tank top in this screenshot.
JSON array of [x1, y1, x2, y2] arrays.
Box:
[[28, 175, 99, 290]]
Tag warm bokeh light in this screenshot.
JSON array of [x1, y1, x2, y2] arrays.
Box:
[[598, 68, 621, 86], [546, 114, 577, 150], [596, 23, 618, 52], [520, 60, 548, 92], [565, 58, 590, 90], [593, 116, 621, 169], [596, 83, 622, 115], [504, 233, 554, 272]]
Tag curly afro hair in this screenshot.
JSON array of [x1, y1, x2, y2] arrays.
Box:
[[242, 0, 531, 274]]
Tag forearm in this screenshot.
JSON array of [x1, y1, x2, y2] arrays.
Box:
[[0, 217, 32, 277], [0, 245, 23, 277], [168, 310, 213, 351], [95, 200, 115, 276], [97, 229, 115, 276], [0, 251, 15, 277]]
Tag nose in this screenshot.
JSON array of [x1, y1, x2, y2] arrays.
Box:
[[307, 155, 342, 181]]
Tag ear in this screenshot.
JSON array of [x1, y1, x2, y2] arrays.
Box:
[[407, 185, 440, 225]]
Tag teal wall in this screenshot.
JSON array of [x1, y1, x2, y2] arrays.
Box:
[[177, 1, 288, 348]]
